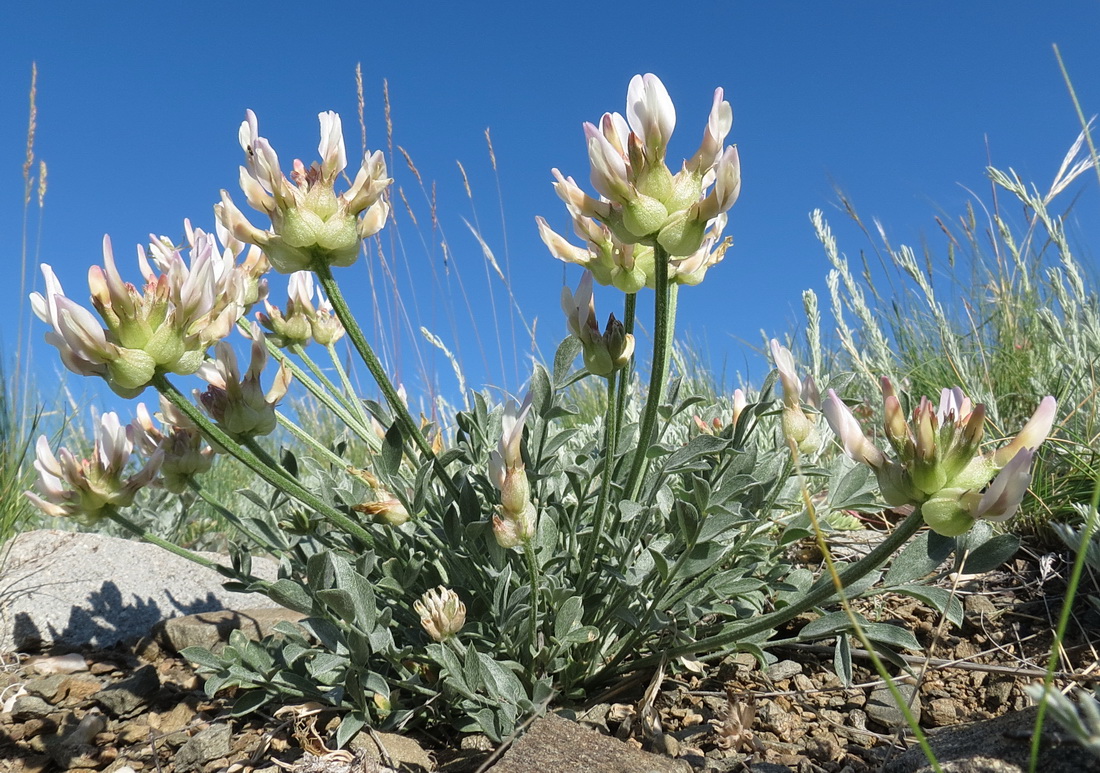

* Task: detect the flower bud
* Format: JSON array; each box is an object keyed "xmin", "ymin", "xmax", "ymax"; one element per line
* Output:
[
  {"xmin": 354, "ymin": 498, "xmax": 411, "ymax": 526},
  {"xmin": 493, "ymin": 501, "xmax": 536, "ymax": 549},
  {"xmin": 414, "ymin": 586, "xmax": 466, "ymax": 642}
]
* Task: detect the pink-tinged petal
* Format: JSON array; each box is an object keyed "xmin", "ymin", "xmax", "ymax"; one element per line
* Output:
[
  {"xmin": 239, "ymin": 109, "xmax": 260, "ymax": 155},
  {"xmin": 265, "ymin": 361, "xmax": 292, "ymax": 404},
  {"xmin": 317, "ymin": 111, "xmax": 347, "ymax": 179},
  {"xmin": 586, "ymin": 130, "xmax": 631, "ymax": 202},
  {"xmin": 936, "ymin": 387, "xmax": 973, "ymax": 425},
  {"xmin": 215, "ymin": 191, "xmax": 270, "ymax": 246},
  {"xmin": 345, "ymin": 150, "xmax": 391, "ymax": 214},
  {"xmin": 993, "ymin": 396, "xmax": 1057, "ymax": 466},
  {"xmin": 536, "ymin": 217, "xmax": 591, "ymax": 266},
  {"xmin": 551, "ymin": 168, "xmax": 611, "ymax": 219},
  {"xmin": 769, "ymin": 339, "xmax": 801, "ymax": 407},
  {"xmin": 34, "ymin": 435, "xmax": 63, "ymax": 478},
  {"xmin": 714, "ymin": 147, "xmax": 741, "ymax": 209},
  {"xmin": 31, "ymin": 264, "xmax": 68, "ymax": 327},
  {"xmin": 975, "ymin": 448, "xmax": 1034, "ymax": 521},
  {"xmin": 823, "ymin": 390, "xmax": 885, "ymax": 468},
  {"xmin": 357, "ymin": 199, "xmax": 390, "ymax": 239},
  {"xmin": 239, "ymin": 166, "xmax": 275, "ymax": 215},
  {"xmin": 24, "ymin": 492, "xmax": 70, "ymax": 518},
  {"xmin": 55, "ymin": 301, "xmax": 110, "ymax": 359},
  {"xmin": 124, "ymin": 447, "xmax": 164, "ymax": 492},
  {"xmin": 100, "ymin": 235, "xmax": 137, "ymax": 317},
  {"xmin": 499, "ymin": 391, "xmax": 534, "ymax": 470},
  {"xmin": 732, "ymin": 389, "xmax": 748, "ymax": 425},
  {"xmin": 626, "ymin": 73, "xmax": 676, "ymax": 156},
  {"xmin": 287, "ymin": 271, "xmax": 317, "ymax": 313},
  {"xmin": 599, "ymin": 112, "xmax": 630, "ymax": 155},
  {"xmin": 94, "ymin": 412, "xmax": 132, "ymax": 475},
  {"xmin": 244, "ymin": 326, "xmax": 269, "ymax": 383},
  {"xmin": 689, "ymin": 88, "xmax": 734, "ymax": 173}
]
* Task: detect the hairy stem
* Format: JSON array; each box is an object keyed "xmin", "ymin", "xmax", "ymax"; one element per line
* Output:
[
  {"xmin": 314, "ymin": 263, "xmax": 460, "ymax": 501},
  {"xmin": 624, "ymin": 248, "xmax": 677, "ymax": 500},
  {"xmin": 613, "ymin": 293, "xmax": 637, "ymax": 446},
  {"xmin": 579, "ymin": 370, "xmax": 620, "ymax": 588}
]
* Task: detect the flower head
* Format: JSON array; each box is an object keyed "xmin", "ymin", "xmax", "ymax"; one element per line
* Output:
[
  {"xmin": 195, "ymin": 326, "xmax": 292, "ymax": 439},
  {"xmin": 540, "ymin": 74, "xmax": 740, "ymax": 287},
  {"xmin": 823, "ymin": 383, "xmax": 1056, "ymax": 536},
  {"xmin": 414, "ymin": 586, "xmax": 466, "ymax": 642},
  {"xmin": 26, "ymin": 412, "xmax": 163, "ymax": 525},
  {"xmin": 257, "ymin": 271, "xmax": 345, "ymax": 347},
  {"xmin": 30, "ymin": 224, "xmax": 258, "ymax": 397},
  {"xmin": 216, "ymin": 110, "xmax": 392, "ymax": 273}
]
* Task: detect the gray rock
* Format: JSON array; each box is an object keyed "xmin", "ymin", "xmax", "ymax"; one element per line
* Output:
[
  {"xmin": 174, "ymin": 722, "xmax": 232, "ymax": 773},
  {"xmin": 24, "ymin": 673, "xmax": 68, "ymax": 703},
  {"xmin": 9, "ymin": 694, "xmax": 53, "ymax": 721},
  {"xmin": 488, "ymin": 713, "xmax": 691, "ymax": 772},
  {"xmin": 866, "ymin": 683, "xmax": 921, "ymax": 728},
  {"xmin": 884, "ymin": 705, "xmax": 1097, "ymax": 773},
  {"xmin": 96, "ymin": 664, "xmax": 159, "ymax": 717},
  {"xmin": 348, "ymin": 729, "xmax": 435, "ymax": 770},
  {"xmin": 765, "ymin": 659, "xmax": 803, "ymax": 682},
  {"xmin": 0, "ymin": 529, "xmax": 282, "ymax": 652},
  {"xmin": 159, "ymin": 607, "xmax": 307, "ymax": 654}
]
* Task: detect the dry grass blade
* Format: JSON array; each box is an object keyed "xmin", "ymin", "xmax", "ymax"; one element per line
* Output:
[{"xmin": 463, "ymin": 218, "xmax": 506, "ymax": 282}]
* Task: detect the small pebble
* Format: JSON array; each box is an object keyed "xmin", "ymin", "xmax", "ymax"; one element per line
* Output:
[{"xmin": 32, "ymin": 654, "xmax": 88, "ymax": 675}]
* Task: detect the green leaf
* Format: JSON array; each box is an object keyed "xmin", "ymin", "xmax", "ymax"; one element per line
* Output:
[
  {"xmin": 530, "ymin": 364, "xmax": 552, "ymax": 418},
  {"xmin": 316, "ymin": 588, "xmax": 358, "ymax": 623},
  {"xmin": 179, "ymin": 646, "xmax": 225, "ymax": 671},
  {"xmin": 799, "ymin": 611, "xmax": 869, "ymax": 640},
  {"xmin": 554, "ymin": 596, "xmax": 584, "ymax": 640},
  {"xmin": 676, "ymin": 541, "xmax": 730, "ymax": 579},
  {"xmin": 335, "ymin": 712, "xmax": 366, "ymax": 749},
  {"xmin": 229, "ymin": 690, "xmax": 269, "ymax": 717},
  {"xmin": 553, "ymin": 336, "xmax": 582, "ymax": 387},
  {"xmin": 863, "ymin": 622, "xmax": 921, "ymax": 651},
  {"xmin": 561, "ymin": 626, "xmax": 599, "ymax": 644},
  {"xmin": 463, "ymin": 642, "xmax": 485, "ymax": 693},
  {"xmin": 834, "ymin": 633, "xmax": 853, "ymax": 686},
  {"xmin": 661, "ymin": 435, "xmax": 728, "ymax": 475},
  {"xmin": 957, "ymin": 533, "xmax": 1020, "ymax": 574},
  {"xmin": 828, "ymin": 463, "xmax": 876, "ymax": 510},
  {"xmin": 884, "ymin": 531, "xmax": 955, "ymax": 586},
  {"xmin": 382, "ymin": 422, "xmax": 403, "ymax": 476},
  {"xmin": 885, "ymin": 585, "xmax": 964, "ymax": 628}
]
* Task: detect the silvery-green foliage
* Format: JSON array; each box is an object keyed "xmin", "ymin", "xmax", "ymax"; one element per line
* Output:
[
  {"xmin": 178, "ymin": 337, "xmax": 1003, "ymax": 741},
  {"xmin": 1025, "ymin": 684, "xmax": 1100, "ymax": 758}
]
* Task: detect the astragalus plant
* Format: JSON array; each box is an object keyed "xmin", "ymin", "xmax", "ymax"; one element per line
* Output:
[{"xmin": 26, "ymin": 75, "xmax": 1056, "ymax": 745}]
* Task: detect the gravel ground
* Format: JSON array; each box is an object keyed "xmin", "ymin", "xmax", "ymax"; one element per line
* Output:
[{"xmin": 1, "ymin": 540, "xmax": 1097, "ymax": 773}]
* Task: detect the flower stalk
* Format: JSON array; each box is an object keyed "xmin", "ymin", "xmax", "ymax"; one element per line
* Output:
[
  {"xmin": 578, "ymin": 370, "xmax": 620, "ymax": 586},
  {"xmin": 624, "ymin": 245, "xmax": 677, "ymax": 500},
  {"xmin": 314, "ymin": 263, "xmax": 460, "ymax": 501}
]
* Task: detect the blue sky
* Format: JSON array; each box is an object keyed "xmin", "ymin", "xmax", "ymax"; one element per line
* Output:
[{"xmin": 3, "ymin": 1, "xmax": 1099, "ymax": 415}]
